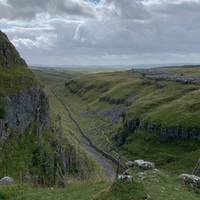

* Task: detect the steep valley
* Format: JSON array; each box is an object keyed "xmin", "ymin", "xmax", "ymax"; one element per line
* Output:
[
  {"xmin": 32, "ymin": 66, "xmax": 200, "ymax": 199},
  {"xmin": 1, "ymin": 30, "xmax": 200, "ymax": 199}
]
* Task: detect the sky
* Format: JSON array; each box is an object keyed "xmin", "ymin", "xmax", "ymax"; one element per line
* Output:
[{"xmin": 1, "ymin": 0, "xmax": 200, "ymax": 66}]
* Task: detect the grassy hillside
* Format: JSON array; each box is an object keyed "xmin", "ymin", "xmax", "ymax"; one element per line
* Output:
[
  {"xmin": 0, "ymin": 67, "xmax": 37, "ymax": 95},
  {"xmin": 33, "ymin": 67, "xmax": 200, "ymax": 199},
  {"xmin": 33, "ymin": 67, "xmax": 200, "ymax": 174}
]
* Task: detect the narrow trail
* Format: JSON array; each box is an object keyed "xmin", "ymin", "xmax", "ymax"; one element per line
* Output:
[{"xmin": 50, "ymin": 90, "xmax": 118, "ymax": 179}]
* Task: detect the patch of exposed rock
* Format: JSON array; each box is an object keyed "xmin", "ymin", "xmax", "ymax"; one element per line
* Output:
[
  {"xmin": 115, "ymin": 118, "xmax": 200, "ymax": 146},
  {"xmin": 126, "ymin": 160, "xmax": 155, "ymax": 170},
  {"xmin": 99, "ymin": 96, "xmax": 131, "ymax": 106},
  {"xmin": 0, "ymin": 87, "xmax": 50, "ymax": 142},
  {"xmin": 179, "ymin": 174, "xmax": 200, "ymax": 192}
]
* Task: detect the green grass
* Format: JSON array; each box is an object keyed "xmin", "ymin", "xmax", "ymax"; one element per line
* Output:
[
  {"xmin": 94, "ymin": 181, "xmax": 146, "ymax": 200},
  {"xmin": 0, "ymin": 67, "xmax": 37, "ymax": 95},
  {"xmin": 0, "ymin": 181, "xmax": 110, "ymax": 200},
  {"xmin": 129, "ymin": 167, "xmax": 200, "ymax": 200}
]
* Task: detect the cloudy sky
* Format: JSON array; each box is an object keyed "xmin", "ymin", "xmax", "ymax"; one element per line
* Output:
[{"xmin": 1, "ymin": 0, "xmax": 200, "ymax": 66}]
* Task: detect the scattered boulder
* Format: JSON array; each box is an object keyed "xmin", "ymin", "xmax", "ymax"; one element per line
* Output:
[
  {"xmin": 126, "ymin": 160, "xmax": 135, "ymax": 168},
  {"xmin": 179, "ymin": 174, "xmax": 200, "ymax": 191},
  {"xmin": 0, "ymin": 177, "xmax": 14, "ymax": 185},
  {"xmin": 118, "ymin": 174, "xmax": 133, "ymax": 183},
  {"xmin": 134, "ymin": 160, "xmax": 155, "ymax": 170}
]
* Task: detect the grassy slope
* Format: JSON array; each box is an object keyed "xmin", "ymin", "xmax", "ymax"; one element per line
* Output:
[{"xmin": 0, "ymin": 181, "xmax": 109, "ymax": 200}]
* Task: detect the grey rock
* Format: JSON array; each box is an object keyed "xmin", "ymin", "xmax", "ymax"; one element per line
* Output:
[
  {"xmin": 99, "ymin": 96, "xmax": 131, "ymax": 106},
  {"xmin": 0, "ymin": 87, "xmax": 50, "ymax": 142},
  {"xmin": 0, "ymin": 176, "xmax": 14, "ymax": 185},
  {"xmin": 126, "ymin": 161, "xmax": 135, "ymax": 168},
  {"xmin": 179, "ymin": 174, "xmax": 200, "ymax": 190},
  {"xmin": 134, "ymin": 160, "xmax": 155, "ymax": 170}
]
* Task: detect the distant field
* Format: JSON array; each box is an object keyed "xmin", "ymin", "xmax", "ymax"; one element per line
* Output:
[{"xmin": 31, "ymin": 66, "xmax": 131, "ymax": 74}]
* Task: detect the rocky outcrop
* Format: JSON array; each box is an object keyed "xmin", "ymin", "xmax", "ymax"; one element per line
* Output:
[
  {"xmin": 0, "ymin": 87, "xmax": 50, "ymax": 142},
  {"xmin": 115, "ymin": 118, "xmax": 200, "ymax": 146},
  {"xmin": 0, "ymin": 30, "xmax": 26, "ymax": 68},
  {"xmin": 99, "ymin": 96, "xmax": 131, "ymax": 106},
  {"xmin": 65, "ymin": 80, "xmax": 94, "ymax": 97},
  {"xmin": 124, "ymin": 118, "xmax": 200, "ymax": 140},
  {"xmin": 134, "ymin": 68, "xmax": 200, "ymax": 84},
  {"xmin": 179, "ymin": 174, "xmax": 200, "ymax": 192}
]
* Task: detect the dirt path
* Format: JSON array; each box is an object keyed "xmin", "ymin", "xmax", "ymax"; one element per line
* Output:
[{"xmin": 51, "ymin": 90, "xmax": 117, "ymax": 179}]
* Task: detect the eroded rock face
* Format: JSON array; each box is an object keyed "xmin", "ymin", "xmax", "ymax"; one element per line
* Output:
[
  {"xmin": 179, "ymin": 174, "xmax": 200, "ymax": 191},
  {"xmin": 0, "ymin": 31, "xmax": 27, "ymax": 68},
  {"xmin": 115, "ymin": 118, "xmax": 200, "ymax": 146},
  {"xmin": 0, "ymin": 87, "xmax": 50, "ymax": 142},
  {"xmin": 124, "ymin": 119, "xmax": 200, "ymax": 140},
  {"xmin": 99, "ymin": 96, "xmax": 131, "ymax": 106}
]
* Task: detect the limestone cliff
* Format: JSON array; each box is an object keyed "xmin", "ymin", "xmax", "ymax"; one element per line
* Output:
[{"xmin": 0, "ymin": 31, "xmax": 49, "ymax": 142}]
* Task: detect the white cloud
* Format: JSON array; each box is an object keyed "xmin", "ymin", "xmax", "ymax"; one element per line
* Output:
[{"xmin": 12, "ymin": 33, "xmax": 57, "ymax": 50}]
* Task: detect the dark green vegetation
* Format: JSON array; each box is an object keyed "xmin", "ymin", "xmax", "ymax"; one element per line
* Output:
[{"xmin": 0, "ymin": 125, "xmax": 98, "ymax": 185}]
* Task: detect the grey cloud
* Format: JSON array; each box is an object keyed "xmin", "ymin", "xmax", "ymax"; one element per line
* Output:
[
  {"xmin": 0, "ymin": 0, "xmax": 96, "ymax": 20},
  {"xmin": 1, "ymin": 0, "xmax": 200, "ymax": 65}
]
